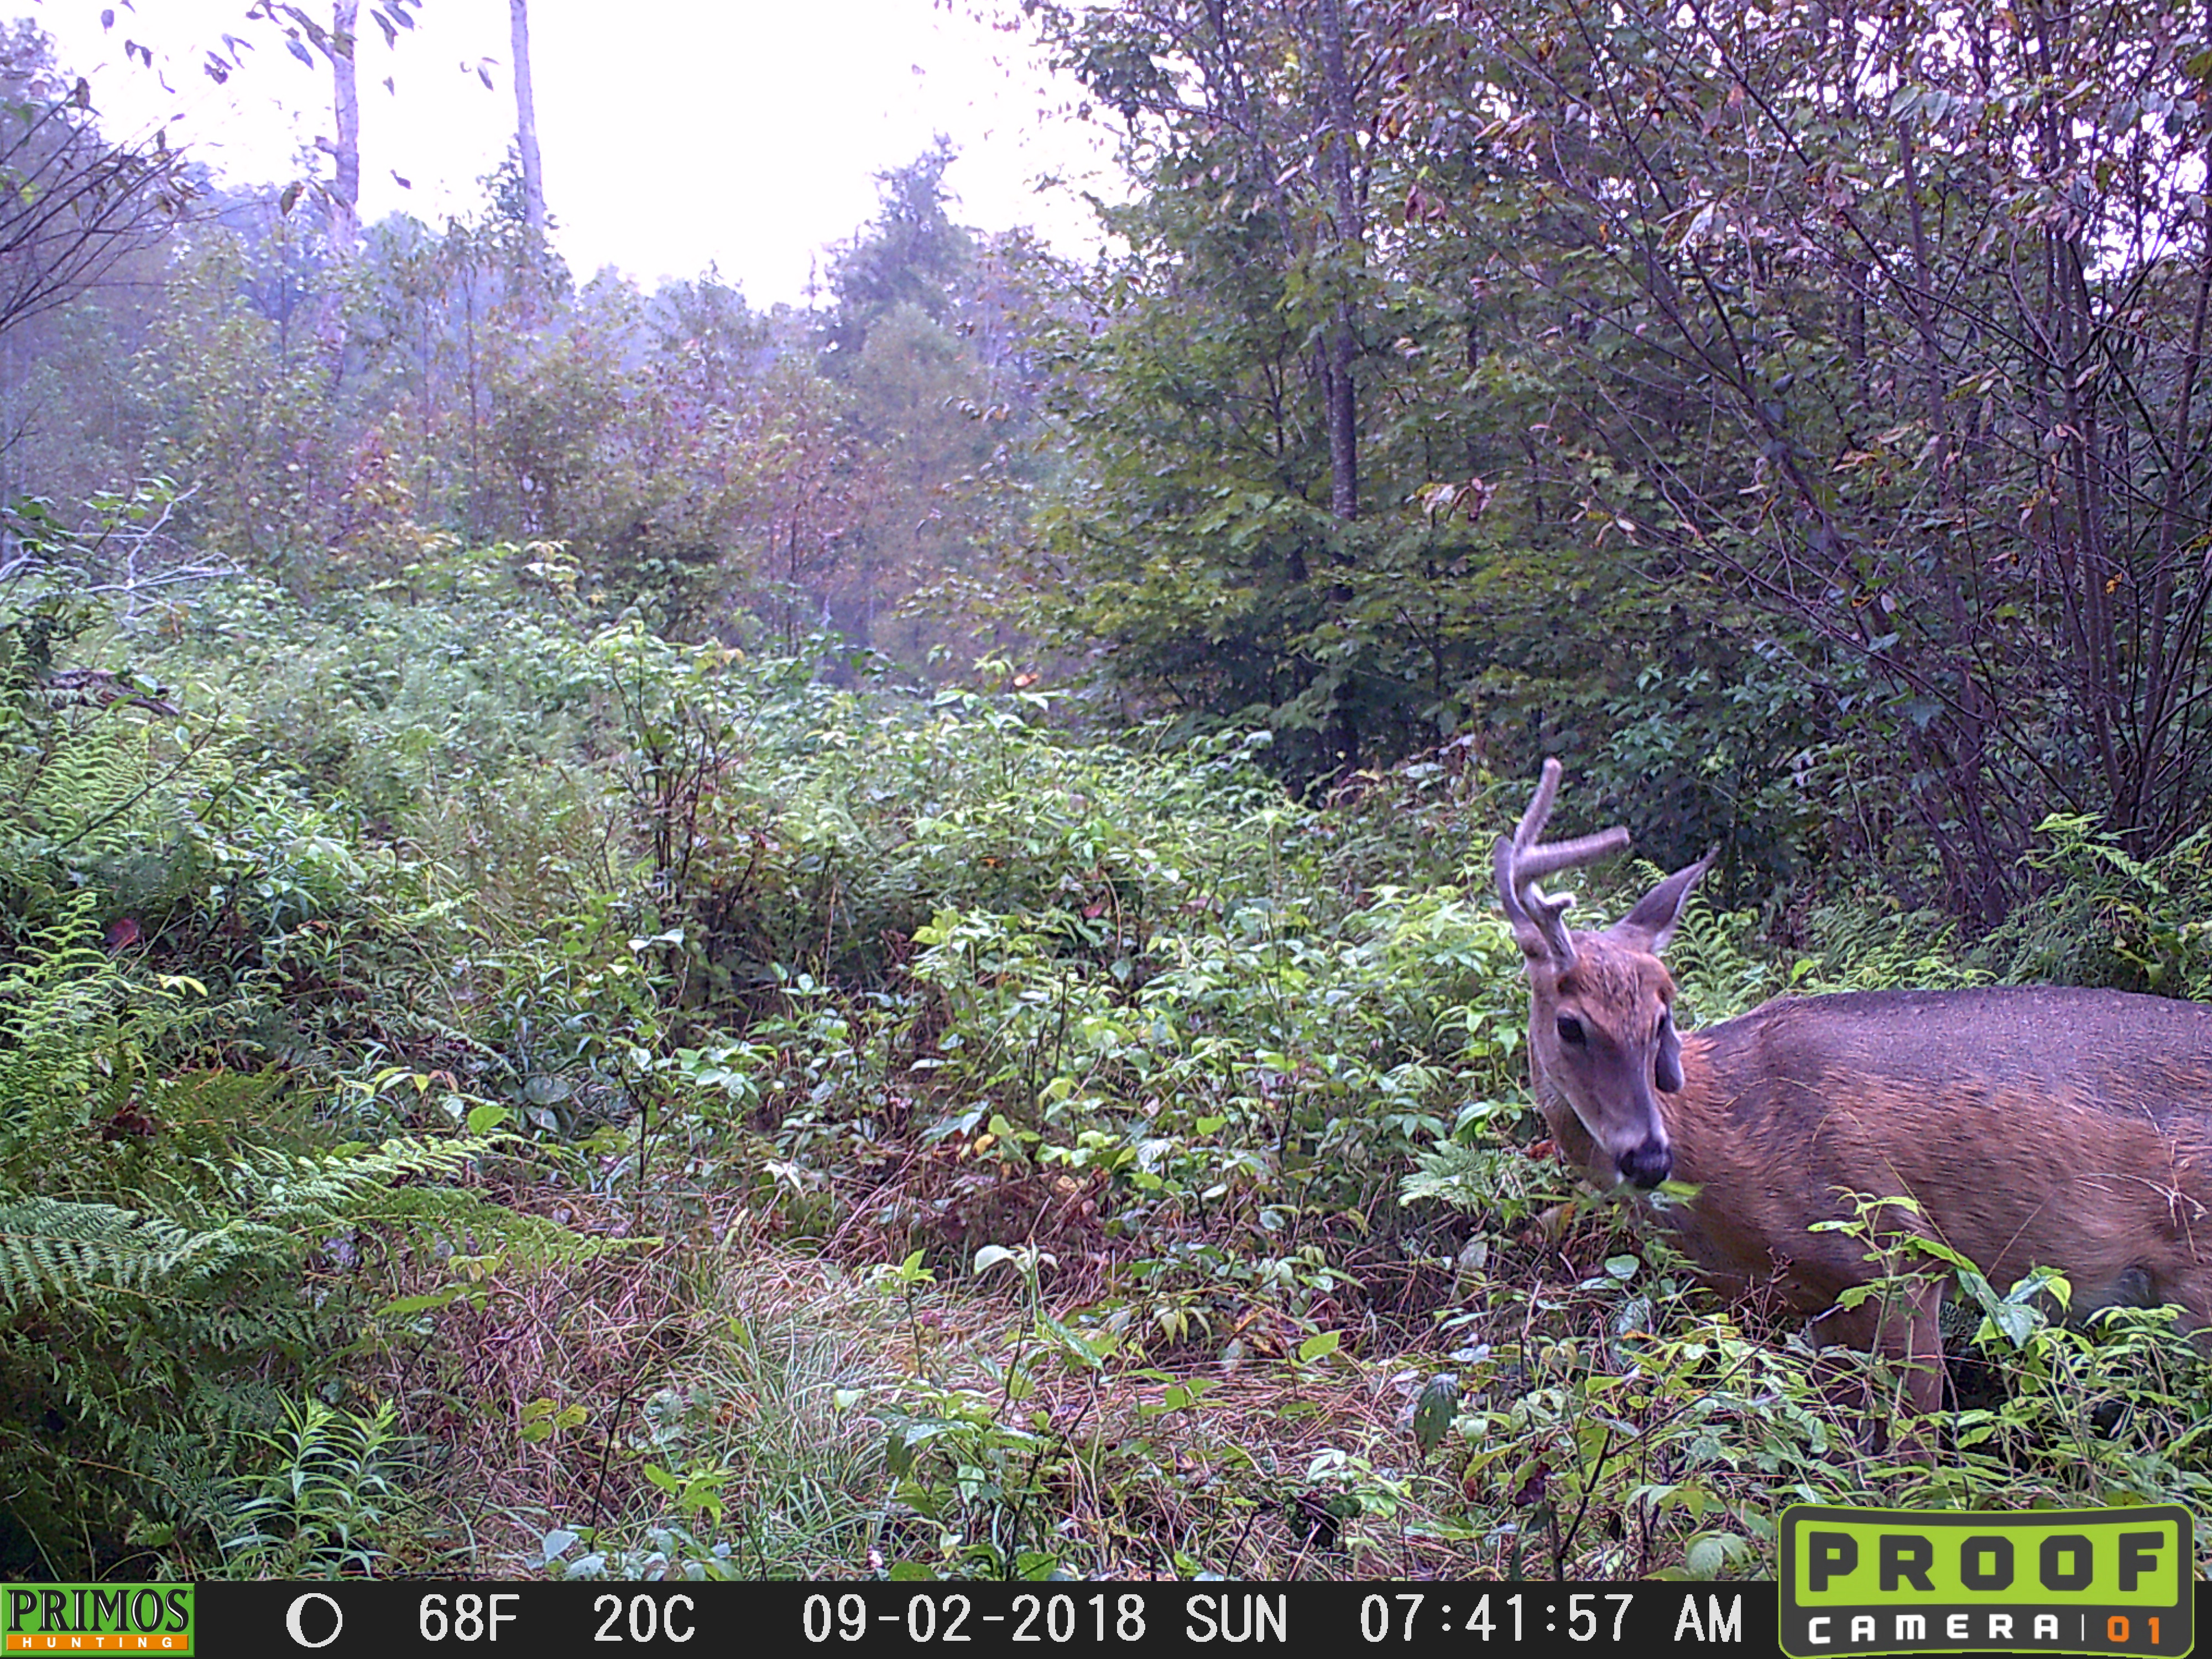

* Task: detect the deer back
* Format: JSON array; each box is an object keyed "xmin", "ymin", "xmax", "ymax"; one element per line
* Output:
[{"xmin": 1657, "ymin": 986, "xmax": 2212, "ymax": 1322}]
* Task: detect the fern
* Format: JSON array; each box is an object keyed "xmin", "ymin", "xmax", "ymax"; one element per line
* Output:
[
  {"xmin": 0, "ymin": 1125, "xmax": 604, "ymax": 1569},
  {"xmin": 0, "ymin": 1197, "xmax": 199, "ymax": 1305},
  {"xmin": 0, "ymin": 1138, "xmax": 596, "ymax": 1312},
  {"xmin": 0, "ymin": 904, "xmax": 603, "ymax": 1572},
  {"xmin": 0, "ymin": 700, "xmax": 207, "ymax": 940},
  {"xmin": 1976, "ymin": 813, "xmax": 2212, "ymax": 998}
]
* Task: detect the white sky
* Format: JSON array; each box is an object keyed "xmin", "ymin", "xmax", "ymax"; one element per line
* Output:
[{"xmin": 24, "ymin": 0, "xmax": 1121, "ymax": 306}]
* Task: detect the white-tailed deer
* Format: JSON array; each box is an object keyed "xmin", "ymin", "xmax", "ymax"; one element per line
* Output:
[{"xmin": 1496, "ymin": 757, "xmax": 2212, "ymax": 1414}]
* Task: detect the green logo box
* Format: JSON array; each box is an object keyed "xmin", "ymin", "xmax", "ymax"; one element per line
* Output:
[
  {"xmin": 2, "ymin": 1587, "xmax": 194, "ymax": 1655},
  {"xmin": 1781, "ymin": 1505, "xmax": 2193, "ymax": 1658}
]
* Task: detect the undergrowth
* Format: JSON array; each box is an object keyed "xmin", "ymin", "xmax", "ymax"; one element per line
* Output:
[{"xmin": 3, "ymin": 544, "xmax": 2206, "ymax": 1579}]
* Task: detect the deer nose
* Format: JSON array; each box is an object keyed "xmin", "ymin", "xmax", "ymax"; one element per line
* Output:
[{"xmin": 1618, "ymin": 1138, "xmax": 1672, "ymax": 1188}]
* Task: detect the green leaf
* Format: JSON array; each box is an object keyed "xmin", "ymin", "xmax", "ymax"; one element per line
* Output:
[{"xmin": 1412, "ymin": 1374, "xmax": 1460, "ymax": 1452}]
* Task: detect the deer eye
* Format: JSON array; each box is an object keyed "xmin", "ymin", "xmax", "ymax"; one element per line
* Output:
[{"xmin": 1556, "ymin": 1014, "xmax": 1587, "ymax": 1046}]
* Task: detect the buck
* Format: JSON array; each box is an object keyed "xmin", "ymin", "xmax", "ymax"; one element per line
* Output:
[{"xmin": 1495, "ymin": 758, "xmax": 2212, "ymax": 1413}]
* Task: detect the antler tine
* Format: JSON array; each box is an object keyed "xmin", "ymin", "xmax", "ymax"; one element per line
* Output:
[
  {"xmin": 1513, "ymin": 755, "xmax": 1566, "ymax": 851},
  {"xmin": 1512, "ymin": 829, "xmax": 1632, "ymax": 885},
  {"xmin": 1495, "ymin": 758, "xmax": 1631, "ymax": 970}
]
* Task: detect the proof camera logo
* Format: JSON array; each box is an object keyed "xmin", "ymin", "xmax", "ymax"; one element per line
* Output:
[{"xmin": 1780, "ymin": 1504, "xmax": 2193, "ymax": 1658}]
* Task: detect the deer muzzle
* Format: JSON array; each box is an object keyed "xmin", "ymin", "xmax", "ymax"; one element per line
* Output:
[{"xmin": 1617, "ymin": 1135, "xmax": 1673, "ymax": 1189}]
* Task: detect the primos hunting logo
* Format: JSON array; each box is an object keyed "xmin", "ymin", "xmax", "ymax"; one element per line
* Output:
[
  {"xmin": 3, "ymin": 1587, "xmax": 194, "ymax": 1653},
  {"xmin": 1781, "ymin": 1505, "xmax": 2193, "ymax": 1658}
]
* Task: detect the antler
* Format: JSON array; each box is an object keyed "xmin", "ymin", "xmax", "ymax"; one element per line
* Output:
[{"xmin": 1494, "ymin": 758, "xmax": 1630, "ymax": 971}]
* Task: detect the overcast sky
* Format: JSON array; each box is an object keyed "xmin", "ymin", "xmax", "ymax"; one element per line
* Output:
[{"xmin": 25, "ymin": 0, "xmax": 1120, "ymax": 306}]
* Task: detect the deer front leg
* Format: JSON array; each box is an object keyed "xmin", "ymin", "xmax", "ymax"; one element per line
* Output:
[
  {"xmin": 1881, "ymin": 1275, "xmax": 1951, "ymax": 1416},
  {"xmin": 1809, "ymin": 1277, "xmax": 1949, "ymax": 1452}
]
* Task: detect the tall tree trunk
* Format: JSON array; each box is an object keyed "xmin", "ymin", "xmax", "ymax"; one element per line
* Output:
[
  {"xmin": 1312, "ymin": 0, "xmax": 1361, "ymax": 524},
  {"xmin": 1312, "ymin": 0, "xmax": 1364, "ymax": 769},
  {"xmin": 326, "ymin": 1, "xmax": 361, "ymax": 257},
  {"xmin": 317, "ymin": 0, "xmax": 361, "ymax": 363},
  {"xmin": 510, "ymin": 0, "xmax": 547, "ymax": 231}
]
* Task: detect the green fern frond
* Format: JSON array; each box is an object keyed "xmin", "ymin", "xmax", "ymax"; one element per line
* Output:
[
  {"xmin": 0, "ymin": 1196, "xmax": 199, "ymax": 1305},
  {"xmin": 1, "ymin": 1134, "xmax": 609, "ymax": 1310},
  {"xmin": 202, "ymin": 1135, "xmax": 612, "ymax": 1269}
]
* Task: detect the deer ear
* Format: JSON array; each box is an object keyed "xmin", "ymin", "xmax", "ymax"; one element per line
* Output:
[
  {"xmin": 1655, "ymin": 1009, "xmax": 1684, "ymax": 1093},
  {"xmin": 1609, "ymin": 848, "xmax": 1715, "ymax": 954}
]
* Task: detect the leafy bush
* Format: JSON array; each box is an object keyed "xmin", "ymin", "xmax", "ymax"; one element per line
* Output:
[{"xmin": 1977, "ymin": 813, "xmax": 2212, "ymax": 999}]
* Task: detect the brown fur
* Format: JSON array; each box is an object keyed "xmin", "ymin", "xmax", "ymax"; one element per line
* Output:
[{"xmin": 1499, "ymin": 764, "xmax": 2212, "ymax": 1414}]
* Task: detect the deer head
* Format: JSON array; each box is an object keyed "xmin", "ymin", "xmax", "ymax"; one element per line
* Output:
[{"xmin": 1496, "ymin": 759, "xmax": 1713, "ymax": 1188}]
